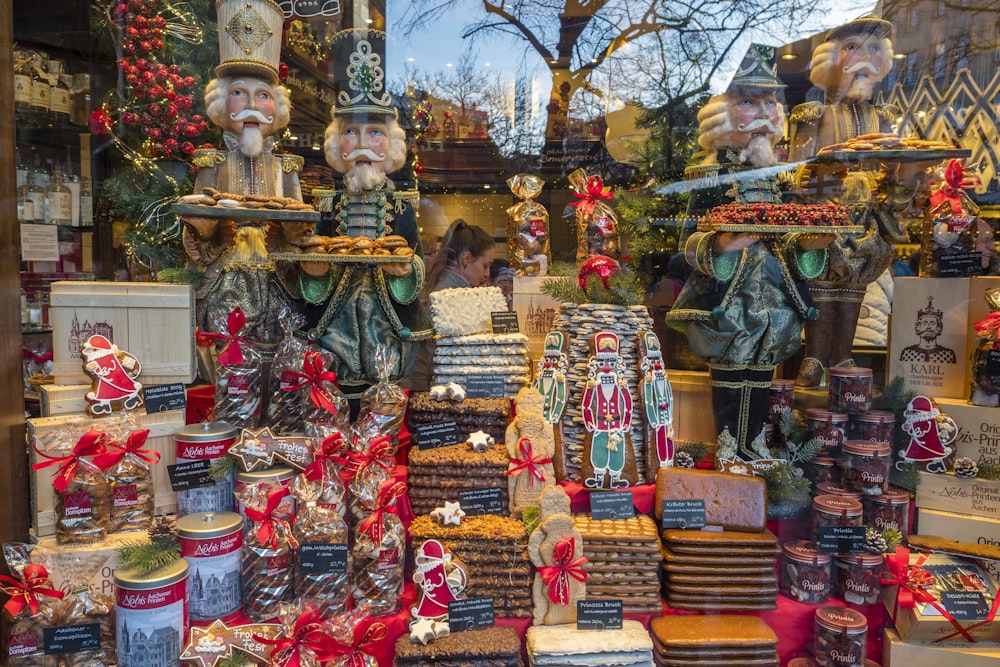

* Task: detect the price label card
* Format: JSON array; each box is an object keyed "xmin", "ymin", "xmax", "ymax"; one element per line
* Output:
[
  {"xmin": 458, "ymin": 487, "xmax": 505, "ymax": 516},
  {"xmin": 167, "ymin": 460, "xmax": 215, "ymax": 492},
  {"xmin": 986, "ymin": 349, "xmax": 1000, "ymax": 376},
  {"xmin": 465, "ymin": 374, "xmax": 506, "ymax": 399},
  {"xmin": 661, "ymin": 500, "xmax": 705, "ymax": 529},
  {"xmin": 940, "ymin": 591, "xmax": 991, "ymax": 620},
  {"xmin": 491, "ymin": 311, "xmax": 520, "ymax": 334},
  {"xmin": 816, "ymin": 526, "xmax": 867, "ymax": 554},
  {"xmin": 576, "ymin": 600, "xmax": 623, "ymax": 630},
  {"xmin": 448, "ymin": 596, "xmax": 495, "ymax": 633},
  {"xmin": 415, "ymin": 421, "xmax": 459, "ymax": 450},
  {"xmin": 938, "ymin": 251, "xmax": 982, "ymax": 278},
  {"xmin": 43, "ymin": 624, "xmax": 101, "ymax": 654},
  {"xmin": 142, "ymin": 383, "xmax": 186, "ymax": 412},
  {"xmin": 298, "ymin": 543, "xmax": 348, "ymax": 575},
  {"xmin": 590, "ymin": 491, "xmax": 634, "ymax": 520}
]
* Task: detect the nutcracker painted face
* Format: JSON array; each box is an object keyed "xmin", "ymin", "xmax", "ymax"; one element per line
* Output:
[
  {"xmin": 205, "ymin": 76, "xmax": 290, "ymax": 157},
  {"xmin": 834, "ymin": 33, "xmax": 888, "ymax": 100},
  {"xmin": 724, "ymin": 88, "xmax": 784, "ymax": 167},
  {"xmin": 324, "ymin": 112, "xmax": 408, "ymax": 192}
]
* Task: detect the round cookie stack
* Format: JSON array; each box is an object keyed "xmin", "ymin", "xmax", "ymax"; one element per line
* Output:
[
  {"xmin": 572, "ymin": 514, "xmax": 662, "ymax": 614},
  {"xmin": 551, "ymin": 303, "xmax": 655, "ymax": 482}
]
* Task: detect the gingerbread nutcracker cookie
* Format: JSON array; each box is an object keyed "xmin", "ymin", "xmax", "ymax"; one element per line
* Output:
[
  {"xmin": 532, "ymin": 331, "xmax": 570, "ymax": 480},
  {"xmin": 528, "ymin": 486, "xmax": 588, "ymax": 626},
  {"xmin": 580, "ymin": 332, "xmax": 637, "ymax": 489},
  {"xmin": 505, "ymin": 386, "xmax": 555, "ymax": 518},
  {"xmin": 638, "ymin": 330, "xmax": 674, "ymax": 483}
]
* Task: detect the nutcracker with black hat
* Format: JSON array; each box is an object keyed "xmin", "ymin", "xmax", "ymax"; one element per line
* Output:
[
  {"xmin": 297, "ymin": 28, "xmax": 432, "ymax": 399},
  {"xmin": 179, "ymin": 0, "xmax": 308, "ymax": 352}
]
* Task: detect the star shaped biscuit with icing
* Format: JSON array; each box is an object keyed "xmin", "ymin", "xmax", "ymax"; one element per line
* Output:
[
  {"xmin": 466, "ymin": 429, "xmax": 494, "ymax": 452},
  {"xmin": 430, "ymin": 500, "xmax": 466, "ymax": 526},
  {"xmin": 180, "ymin": 619, "xmax": 281, "ymax": 667},
  {"xmin": 409, "ymin": 616, "xmax": 437, "ymax": 645},
  {"xmin": 229, "ymin": 426, "xmax": 279, "ymax": 472}
]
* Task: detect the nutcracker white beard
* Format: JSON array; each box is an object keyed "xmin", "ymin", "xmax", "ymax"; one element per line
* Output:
[
  {"xmin": 239, "ymin": 126, "xmax": 265, "ymax": 157},
  {"xmin": 739, "ymin": 135, "xmax": 778, "ymax": 168},
  {"xmin": 344, "ymin": 163, "xmax": 387, "ymax": 193}
]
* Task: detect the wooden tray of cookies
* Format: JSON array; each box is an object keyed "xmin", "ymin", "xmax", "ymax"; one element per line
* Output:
[
  {"xmin": 172, "ymin": 203, "xmax": 321, "ymax": 223},
  {"xmin": 268, "ymin": 251, "xmax": 413, "ymax": 264},
  {"xmin": 810, "ymin": 148, "xmax": 970, "ymax": 165}
]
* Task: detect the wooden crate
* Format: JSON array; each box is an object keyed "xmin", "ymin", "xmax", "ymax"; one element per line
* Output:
[
  {"xmin": 933, "ymin": 397, "xmax": 1000, "ymax": 465},
  {"xmin": 39, "ymin": 384, "xmax": 93, "ymax": 417},
  {"xmin": 915, "ymin": 507, "xmax": 1000, "ymax": 583},
  {"xmin": 512, "ymin": 276, "xmax": 562, "ymax": 364},
  {"xmin": 28, "ymin": 409, "xmax": 184, "ymax": 538},
  {"xmin": 915, "ymin": 471, "xmax": 1000, "ymax": 520},
  {"xmin": 50, "ymin": 281, "xmax": 196, "ymax": 386}
]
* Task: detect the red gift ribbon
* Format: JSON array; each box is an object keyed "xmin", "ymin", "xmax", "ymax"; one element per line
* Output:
[
  {"xmin": 537, "ymin": 537, "xmax": 589, "ymax": 605},
  {"xmin": 570, "ymin": 174, "xmax": 613, "ymax": 218},
  {"xmin": 879, "ymin": 546, "xmax": 987, "ymax": 643},
  {"xmin": 0, "ymin": 565, "xmax": 65, "ymax": 617},
  {"xmin": 256, "ymin": 609, "xmax": 337, "ymax": 666},
  {"xmin": 303, "ymin": 432, "xmax": 346, "ymax": 482},
  {"xmin": 282, "ymin": 351, "xmax": 341, "ymax": 414},
  {"xmin": 507, "ymin": 437, "xmax": 552, "ymax": 484},
  {"xmin": 92, "ymin": 429, "xmax": 159, "ymax": 470},
  {"xmin": 33, "ymin": 350, "xmax": 53, "ymax": 364},
  {"xmin": 328, "ymin": 621, "xmax": 388, "ymax": 667},
  {"xmin": 930, "ymin": 159, "xmax": 980, "ymax": 216},
  {"xmin": 195, "ymin": 307, "xmax": 251, "ymax": 366},
  {"xmin": 31, "ymin": 430, "xmax": 108, "ymax": 493},
  {"xmin": 244, "ymin": 487, "xmax": 295, "ymax": 550},
  {"xmin": 975, "ymin": 312, "xmax": 1000, "ymax": 350},
  {"xmin": 357, "ymin": 481, "xmax": 406, "ymax": 545},
  {"xmin": 336, "ymin": 436, "xmax": 395, "ymax": 483}
]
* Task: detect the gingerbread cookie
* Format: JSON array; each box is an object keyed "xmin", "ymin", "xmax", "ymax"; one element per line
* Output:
[
  {"xmin": 528, "ymin": 486, "xmax": 586, "ymax": 625},
  {"xmin": 506, "ymin": 387, "xmax": 556, "ymax": 518}
]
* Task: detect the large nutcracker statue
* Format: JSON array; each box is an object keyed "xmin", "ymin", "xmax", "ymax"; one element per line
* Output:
[{"xmin": 298, "ymin": 29, "xmax": 432, "ymax": 398}]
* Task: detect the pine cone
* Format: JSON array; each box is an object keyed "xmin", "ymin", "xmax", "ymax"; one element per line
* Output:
[
  {"xmin": 866, "ymin": 526, "xmax": 888, "ymax": 554},
  {"xmin": 675, "ymin": 451, "xmax": 696, "ymax": 469},
  {"xmin": 954, "ymin": 457, "xmax": 979, "ymax": 479}
]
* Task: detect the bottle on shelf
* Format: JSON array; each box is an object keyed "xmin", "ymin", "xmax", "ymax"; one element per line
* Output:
[
  {"xmin": 80, "ymin": 176, "xmax": 94, "ymax": 227},
  {"xmin": 29, "ymin": 52, "xmax": 50, "ymax": 124},
  {"xmin": 17, "ymin": 183, "xmax": 34, "ymax": 222},
  {"xmin": 47, "ymin": 59, "xmax": 72, "ymax": 126},
  {"xmin": 45, "ymin": 166, "xmax": 72, "ymax": 225},
  {"xmin": 14, "ymin": 50, "xmax": 33, "ymax": 124},
  {"xmin": 15, "ymin": 147, "xmax": 28, "ymax": 189},
  {"xmin": 26, "ymin": 170, "xmax": 45, "ymax": 224}
]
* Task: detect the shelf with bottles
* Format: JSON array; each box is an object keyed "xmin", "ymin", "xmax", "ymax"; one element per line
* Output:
[
  {"xmin": 16, "ymin": 146, "xmax": 95, "ymax": 229},
  {"xmin": 14, "ymin": 47, "xmax": 92, "ymax": 134}
]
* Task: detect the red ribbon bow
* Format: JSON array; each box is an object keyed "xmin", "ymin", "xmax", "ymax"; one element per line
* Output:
[
  {"xmin": 930, "ymin": 159, "xmax": 980, "ymax": 215},
  {"xmin": 570, "ymin": 174, "xmax": 613, "ymax": 218},
  {"xmin": 0, "ymin": 565, "xmax": 65, "ymax": 617},
  {"xmin": 537, "ymin": 537, "xmax": 589, "ymax": 605},
  {"xmin": 879, "ymin": 547, "xmax": 1000, "ymax": 643},
  {"xmin": 975, "ymin": 312, "xmax": 1000, "ymax": 349},
  {"xmin": 31, "ymin": 430, "xmax": 108, "ymax": 493},
  {"xmin": 195, "ymin": 307, "xmax": 251, "ymax": 366},
  {"xmin": 303, "ymin": 432, "xmax": 346, "ymax": 482},
  {"xmin": 357, "ymin": 481, "xmax": 406, "ymax": 545},
  {"xmin": 328, "ymin": 621, "xmax": 388, "ymax": 667},
  {"xmin": 282, "ymin": 352, "xmax": 341, "ymax": 414},
  {"xmin": 244, "ymin": 487, "xmax": 295, "ymax": 549},
  {"xmin": 337, "ymin": 436, "xmax": 396, "ymax": 484},
  {"xmin": 507, "ymin": 437, "xmax": 552, "ymax": 484},
  {"xmin": 92, "ymin": 429, "xmax": 159, "ymax": 470},
  {"xmin": 256, "ymin": 610, "xmax": 338, "ymax": 666}
]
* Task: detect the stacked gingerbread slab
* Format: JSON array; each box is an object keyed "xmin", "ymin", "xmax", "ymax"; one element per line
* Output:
[
  {"xmin": 649, "ymin": 615, "xmax": 779, "ymax": 667},
  {"xmin": 654, "ymin": 467, "xmax": 778, "ymax": 610},
  {"xmin": 409, "ymin": 514, "xmax": 532, "ymax": 618},
  {"xmin": 571, "ymin": 514, "xmax": 662, "ymax": 614},
  {"xmin": 526, "ymin": 620, "xmax": 654, "ymax": 667},
  {"xmin": 408, "ymin": 392, "xmax": 512, "ymax": 445},
  {"xmin": 394, "ymin": 625, "xmax": 523, "ymax": 666},
  {"xmin": 407, "ymin": 441, "xmax": 509, "ymax": 517}
]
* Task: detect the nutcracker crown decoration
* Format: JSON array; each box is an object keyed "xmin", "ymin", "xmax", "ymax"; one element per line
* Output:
[
  {"xmin": 331, "ymin": 28, "xmax": 395, "ymax": 117},
  {"xmin": 215, "ymin": 0, "xmax": 284, "ymax": 83}
]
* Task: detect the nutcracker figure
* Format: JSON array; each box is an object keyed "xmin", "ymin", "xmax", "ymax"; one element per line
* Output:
[
  {"xmin": 638, "ymin": 331, "xmax": 674, "ymax": 481},
  {"xmin": 580, "ymin": 332, "xmax": 635, "ymax": 489}
]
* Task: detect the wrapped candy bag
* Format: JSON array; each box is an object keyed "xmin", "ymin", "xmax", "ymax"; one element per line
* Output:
[
  {"xmin": 506, "ymin": 174, "xmax": 550, "ymax": 276},
  {"xmin": 198, "ymin": 307, "xmax": 264, "ymax": 429},
  {"xmin": 357, "ymin": 347, "xmax": 407, "ymax": 445},
  {"xmin": 921, "ymin": 159, "xmax": 989, "ymax": 277},
  {"xmin": 32, "ymin": 430, "xmax": 111, "ymax": 545},
  {"xmin": 326, "ymin": 611, "xmax": 387, "ymax": 667},
  {"xmin": 340, "ymin": 433, "xmax": 396, "ymax": 523},
  {"xmin": 351, "ymin": 480, "xmax": 406, "ymax": 616},
  {"xmin": 266, "ymin": 309, "xmax": 311, "ymax": 434},
  {"xmin": 258, "ymin": 605, "xmax": 336, "ymax": 667},
  {"xmin": 567, "ymin": 168, "xmax": 620, "ymax": 263},
  {"xmin": 55, "ymin": 588, "xmax": 117, "ymax": 666},
  {"xmin": 291, "ymin": 460, "xmax": 350, "ymax": 618},
  {"xmin": 1, "ymin": 545, "xmax": 65, "ymax": 667},
  {"xmin": 282, "ymin": 350, "xmax": 350, "ymax": 435},
  {"xmin": 93, "ymin": 428, "xmax": 157, "ymax": 533},
  {"xmin": 971, "ymin": 288, "xmax": 1000, "ymax": 406},
  {"xmin": 239, "ymin": 481, "xmax": 298, "ymax": 622}
]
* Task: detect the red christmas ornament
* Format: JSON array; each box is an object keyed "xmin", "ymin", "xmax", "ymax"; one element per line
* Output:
[
  {"xmin": 577, "ymin": 254, "xmax": 621, "ymax": 290},
  {"xmin": 88, "ymin": 107, "xmax": 114, "ymax": 136},
  {"xmin": 278, "ymin": 62, "xmax": 289, "ymax": 81}
]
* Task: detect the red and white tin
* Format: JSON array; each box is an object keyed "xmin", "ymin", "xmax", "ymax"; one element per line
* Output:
[
  {"xmin": 174, "ymin": 421, "xmax": 238, "ymax": 516},
  {"xmin": 114, "ymin": 558, "xmax": 189, "ymax": 667},
  {"xmin": 176, "ymin": 511, "xmax": 244, "ymax": 624}
]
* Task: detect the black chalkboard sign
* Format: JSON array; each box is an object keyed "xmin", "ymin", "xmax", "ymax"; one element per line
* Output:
[
  {"xmin": 298, "ymin": 543, "xmax": 348, "ymax": 574},
  {"xmin": 661, "ymin": 499, "xmax": 706, "ymax": 529},
  {"xmin": 577, "ymin": 599, "xmax": 623, "ymax": 630},
  {"xmin": 458, "ymin": 487, "xmax": 505, "ymax": 516},
  {"xmin": 43, "ymin": 624, "xmax": 101, "ymax": 654},
  {"xmin": 415, "ymin": 421, "xmax": 459, "ymax": 450},
  {"xmin": 816, "ymin": 525, "xmax": 867, "ymax": 554},
  {"xmin": 167, "ymin": 460, "xmax": 214, "ymax": 492},
  {"xmin": 448, "ymin": 597, "xmax": 495, "ymax": 633},
  {"xmin": 590, "ymin": 491, "xmax": 635, "ymax": 520}
]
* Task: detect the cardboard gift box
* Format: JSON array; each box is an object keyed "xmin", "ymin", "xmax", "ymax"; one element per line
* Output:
[
  {"xmin": 512, "ymin": 275, "xmax": 562, "ymax": 365},
  {"xmin": 28, "ymin": 532, "xmax": 142, "ymax": 598},
  {"xmin": 881, "ymin": 550, "xmax": 1000, "ymax": 643},
  {"xmin": 883, "ymin": 627, "xmax": 1000, "ymax": 667},
  {"xmin": 27, "ymin": 409, "xmax": 184, "ymax": 537},
  {"xmin": 915, "ymin": 471, "xmax": 1000, "ymax": 520},
  {"xmin": 916, "ymin": 507, "xmax": 1000, "ymax": 583},
  {"xmin": 933, "ymin": 397, "xmax": 1000, "ymax": 465},
  {"xmin": 50, "ymin": 281, "xmax": 196, "ymax": 386}
]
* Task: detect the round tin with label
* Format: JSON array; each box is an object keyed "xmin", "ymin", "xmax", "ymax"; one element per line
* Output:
[
  {"xmin": 174, "ymin": 421, "xmax": 238, "ymax": 516},
  {"xmin": 176, "ymin": 511, "xmax": 244, "ymax": 624},
  {"xmin": 115, "ymin": 558, "xmax": 189, "ymax": 667}
]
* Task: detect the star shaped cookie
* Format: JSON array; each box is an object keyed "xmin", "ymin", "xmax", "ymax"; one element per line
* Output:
[
  {"xmin": 466, "ymin": 429, "xmax": 494, "ymax": 452},
  {"xmin": 430, "ymin": 500, "xmax": 466, "ymax": 527}
]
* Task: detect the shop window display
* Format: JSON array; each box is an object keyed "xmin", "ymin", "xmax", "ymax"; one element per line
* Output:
[{"xmin": 7, "ymin": 1, "xmax": 1000, "ymax": 666}]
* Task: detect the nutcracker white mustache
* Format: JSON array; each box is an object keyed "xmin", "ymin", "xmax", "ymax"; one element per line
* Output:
[
  {"xmin": 342, "ymin": 148, "xmax": 386, "ymax": 162},
  {"xmin": 737, "ymin": 118, "xmax": 778, "ymax": 134},
  {"xmin": 843, "ymin": 61, "xmax": 880, "ymax": 76},
  {"xmin": 230, "ymin": 108, "xmax": 275, "ymax": 124}
]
